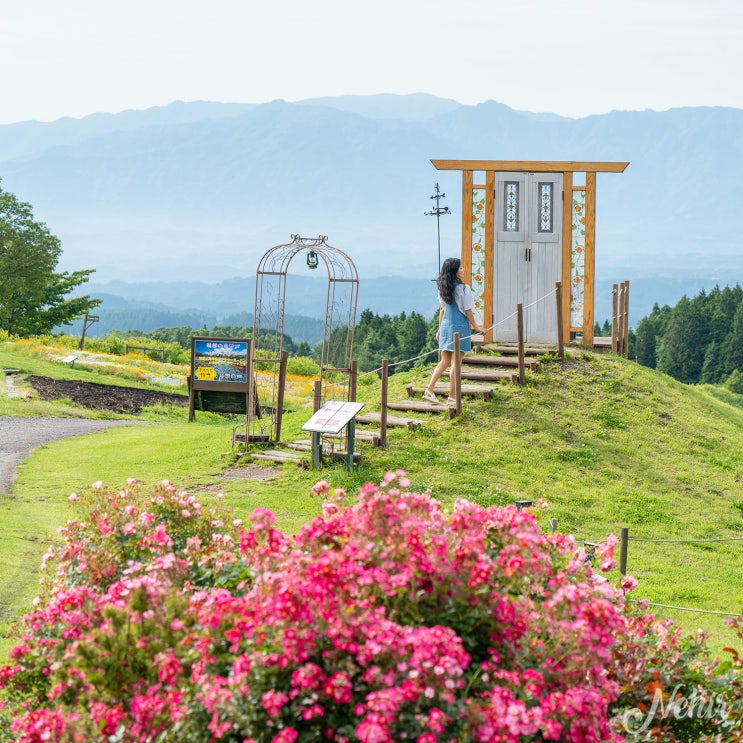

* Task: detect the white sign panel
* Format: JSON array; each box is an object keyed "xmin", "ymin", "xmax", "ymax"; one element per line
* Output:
[{"xmin": 302, "ymin": 401, "xmax": 364, "ymax": 435}]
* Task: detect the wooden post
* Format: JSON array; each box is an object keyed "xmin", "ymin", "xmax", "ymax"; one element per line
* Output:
[
  {"xmin": 555, "ymin": 281, "xmax": 564, "ymax": 359},
  {"xmin": 516, "ymin": 304, "xmax": 525, "ymax": 385},
  {"xmin": 617, "ymin": 283, "xmax": 624, "ymax": 356},
  {"xmin": 78, "ymin": 312, "xmax": 98, "ymax": 350},
  {"xmin": 345, "ymin": 419, "xmax": 355, "ymax": 472},
  {"xmin": 622, "ymin": 281, "xmax": 630, "ymax": 357},
  {"xmin": 619, "ymin": 527, "xmax": 629, "ymax": 576},
  {"xmin": 187, "ymin": 374, "xmax": 194, "ymax": 422},
  {"xmin": 245, "ymin": 339, "xmax": 254, "ymax": 443},
  {"xmin": 312, "ymin": 379, "xmax": 322, "ymax": 470},
  {"xmin": 274, "ymin": 350, "xmax": 288, "ymax": 442},
  {"xmin": 583, "ymin": 171, "xmax": 596, "ymax": 346},
  {"xmin": 451, "ymin": 332, "xmax": 462, "ymax": 417},
  {"xmin": 313, "ymin": 379, "xmax": 322, "ymax": 413},
  {"xmin": 611, "ymin": 284, "xmax": 618, "ymax": 353},
  {"xmin": 349, "ymin": 359, "xmax": 358, "ymax": 402},
  {"xmin": 380, "ymin": 359, "xmax": 388, "ymax": 448}
]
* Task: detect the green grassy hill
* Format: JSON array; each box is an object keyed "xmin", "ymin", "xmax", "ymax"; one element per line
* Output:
[{"xmin": 1, "ymin": 342, "xmax": 742, "ymax": 658}]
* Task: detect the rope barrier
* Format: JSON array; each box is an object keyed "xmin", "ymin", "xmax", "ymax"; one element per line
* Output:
[
  {"xmin": 630, "ymin": 536, "xmax": 743, "ymax": 543},
  {"xmin": 357, "ymin": 287, "xmax": 558, "ymax": 378},
  {"xmin": 584, "ymin": 536, "xmax": 743, "ymax": 544},
  {"xmin": 641, "ymin": 601, "xmax": 741, "ymax": 618}
]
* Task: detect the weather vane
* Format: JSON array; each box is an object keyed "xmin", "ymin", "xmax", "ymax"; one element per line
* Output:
[{"xmin": 424, "ymin": 182, "xmax": 450, "ymax": 272}]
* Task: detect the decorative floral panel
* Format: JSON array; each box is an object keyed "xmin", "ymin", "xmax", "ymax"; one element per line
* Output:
[
  {"xmin": 471, "ymin": 188, "xmax": 486, "ymax": 326},
  {"xmin": 537, "ymin": 182, "xmax": 553, "ymax": 232},
  {"xmin": 570, "ymin": 189, "xmax": 586, "ymax": 327},
  {"xmin": 504, "ymin": 182, "xmax": 519, "ymax": 231}
]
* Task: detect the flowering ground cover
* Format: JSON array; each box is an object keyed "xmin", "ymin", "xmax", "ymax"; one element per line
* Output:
[{"xmin": 0, "ymin": 473, "xmax": 740, "ymax": 742}]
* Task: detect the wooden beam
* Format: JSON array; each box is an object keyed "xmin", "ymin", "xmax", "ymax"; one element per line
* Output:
[
  {"xmin": 432, "ymin": 159, "xmax": 629, "ymax": 173},
  {"xmin": 484, "ymin": 170, "xmax": 495, "ymax": 343},
  {"xmin": 561, "ymin": 171, "xmax": 573, "ymax": 343},
  {"xmin": 461, "ymin": 170, "xmax": 473, "ymax": 279},
  {"xmin": 461, "ymin": 170, "xmax": 472, "ymax": 274},
  {"xmin": 583, "ymin": 171, "xmax": 597, "ymax": 345}
]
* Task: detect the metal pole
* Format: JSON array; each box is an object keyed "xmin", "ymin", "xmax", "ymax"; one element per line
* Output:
[
  {"xmin": 437, "ymin": 212, "xmax": 442, "ymax": 272},
  {"xmin": 425, "ymin": 183, "xmax": 450, "ymax": 272}
]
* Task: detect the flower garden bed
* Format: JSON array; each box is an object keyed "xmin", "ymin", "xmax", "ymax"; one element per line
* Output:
[{"xmin": 0, "ymin": 473, "xmax": 740, "ymax": 742}]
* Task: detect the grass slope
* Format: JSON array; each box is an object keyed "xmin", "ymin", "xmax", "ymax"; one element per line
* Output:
[{"xmin": 1, "ymin": 344, "xmax": 742, "ymax": 659}]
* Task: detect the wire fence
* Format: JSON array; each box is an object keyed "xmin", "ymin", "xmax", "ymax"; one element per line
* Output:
[{"xmin": 584, "ymin": 529, "xmax": 742, "ymax": 618}]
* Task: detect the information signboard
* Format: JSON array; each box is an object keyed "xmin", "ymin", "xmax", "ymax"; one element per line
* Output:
[
  {"xmin": 193, "ymin": 339, "xmax": 248, "ymax": 383},
  {"xmin": 189, "ymin": 337, "xmax": 251, "ymax": 421},
  {"xmin": 302, "ymin": 400, "xmax": 365, "ymax": 435}
]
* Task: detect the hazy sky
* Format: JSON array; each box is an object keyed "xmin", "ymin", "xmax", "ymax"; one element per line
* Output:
[{"xmin": 1, "ymin": 0, "xmax": 741, "ymax": 124}]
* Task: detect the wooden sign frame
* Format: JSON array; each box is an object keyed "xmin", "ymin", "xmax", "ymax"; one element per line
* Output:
[{"xmin": 188, "ymin": 336, "xmax": 251, "ymax": 421}]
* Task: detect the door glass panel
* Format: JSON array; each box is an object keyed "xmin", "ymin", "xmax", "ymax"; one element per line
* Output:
[
  {"xmin": 503, "ymin": 182, "xmax": 519, "ymax": 231},
  {"xmin": 538, "ymin": 182, "xmax": 553, "ymax": 233}
]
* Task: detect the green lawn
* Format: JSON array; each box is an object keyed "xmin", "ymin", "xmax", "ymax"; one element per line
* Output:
[{"xmin": 1, "ymin": 343, "xmax": 742, "ymax": 660}]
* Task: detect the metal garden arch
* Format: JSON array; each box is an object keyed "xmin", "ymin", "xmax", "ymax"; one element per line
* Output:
[{"xmin": 247, "ymin": 235, "xmax": 359, "ymax": 443}]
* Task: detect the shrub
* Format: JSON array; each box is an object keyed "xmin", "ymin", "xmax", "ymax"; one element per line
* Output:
[
  {"xmin": 724, "ymin": 369, "xmax": 743, "ymax": 395},
  {"xmin": 286, "ymin": 355, "xmax": 320, "ymax": 378},
  {"xmin": 0, "ymin": 474, "xmax": 739, "ymax": 742}
]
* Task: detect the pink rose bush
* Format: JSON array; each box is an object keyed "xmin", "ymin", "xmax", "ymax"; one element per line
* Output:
[{"xmin": 0, "ymin": 472, "xmax": 739, "ymax": 742}]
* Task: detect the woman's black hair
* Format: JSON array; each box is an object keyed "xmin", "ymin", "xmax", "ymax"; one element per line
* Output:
[{"xmin": 437, "ymin": 257, "xmax": 461, "ymax": 305}]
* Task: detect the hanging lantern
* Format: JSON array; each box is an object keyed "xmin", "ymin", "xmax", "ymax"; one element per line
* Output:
[{"xmin": 307, "ymin": 249, "xmax": 319, "ymax": 269}]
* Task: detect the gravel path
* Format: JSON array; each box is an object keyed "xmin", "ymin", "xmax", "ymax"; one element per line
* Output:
[{"xmin": 0, "ymin": 416, "xmax": 152, "ymax": 494}]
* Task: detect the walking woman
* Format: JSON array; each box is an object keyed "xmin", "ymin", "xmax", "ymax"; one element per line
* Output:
[{"xmin": 423, "ymin": 257, "xmax": 486, "ymax": 404}]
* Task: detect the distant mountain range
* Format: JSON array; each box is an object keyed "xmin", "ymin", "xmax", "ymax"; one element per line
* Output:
[{"xmin": 1, "ymin": 94, "xmax": 742, "ymax": 329}]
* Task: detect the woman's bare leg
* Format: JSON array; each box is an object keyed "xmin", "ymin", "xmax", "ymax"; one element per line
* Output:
[{"xmin": 425, "ymin": 350, "xmax": 453, "ymax": 395}]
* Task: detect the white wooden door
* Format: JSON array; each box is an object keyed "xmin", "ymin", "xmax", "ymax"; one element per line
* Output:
[{"xmin": 493, "ymin": 173, "xmax": 563, "ymax": 344}]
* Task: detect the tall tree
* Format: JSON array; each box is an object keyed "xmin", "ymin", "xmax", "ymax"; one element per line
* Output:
[
  {"xmin": 656, "ymin": 296, "xmax": 708, "ymax": 383},
  {"xmin": 724, "ymin": 301, "xmax": 743, "ymax": 376},
  {"xmin": 0, "ymin": 181, "xmax": 99, "ymax": 336},
  {"xmin": 635, "ymin": 303, "xmax": 672, "ymax": 369}
]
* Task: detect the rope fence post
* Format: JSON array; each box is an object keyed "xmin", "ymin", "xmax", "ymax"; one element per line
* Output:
[
  {"xmin": 555, "ymin": 281, "xmax": 564, "ymax": 360},
  {"xmin": 611, "ymin": 284, "xmax": 618, "ymax": 353},
  {"xmin": 516, "ymin": 304, "xmax": 525, "ymax": 385},
  {"xmin": 274, "ymin": 350, "xmax": 288, "ymax": 442},
  {"xmin": 349, "ymin": 359, "xmax": 358, "ymax": 402},
  {"xmin": 622, "ymin": 280, "xmax": 630, "ymax": 357},
  {"xmin": 451, "ymin": 332, "xmax": 462, "ymax": 417},
  {"xmin": 617, "ymin": 284, "xmax": 626, "ymax": 358},
  {"xmin": 380, "ymin": 358, "xmax": 388, "ymax": 447},
  {"xmin": 313, "ymin": 379, "xmax": 322, "ymax": 413},
  {"xmin": 620, "ymin": 527, "xmax": 629, "ymax": 575},
  {"xmin": 311, "ymin": 379, "xmax": 322, "ymax": 470}
]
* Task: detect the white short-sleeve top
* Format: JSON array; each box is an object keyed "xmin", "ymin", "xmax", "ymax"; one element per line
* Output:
[{"xmin": 439, "ymin": 283, "xmax": 474, "ymax": 315}]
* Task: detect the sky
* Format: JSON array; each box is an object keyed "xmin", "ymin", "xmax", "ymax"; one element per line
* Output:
[{"xmin": 1, "ymin": 0, "xmax": 741, "ymax": 124}]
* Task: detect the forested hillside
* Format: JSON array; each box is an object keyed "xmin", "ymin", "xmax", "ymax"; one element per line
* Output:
[{"xmin": 635, "ymin": 284, "xmax": 743, "ymax": 387}]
